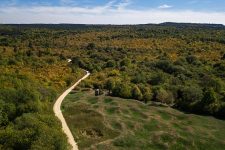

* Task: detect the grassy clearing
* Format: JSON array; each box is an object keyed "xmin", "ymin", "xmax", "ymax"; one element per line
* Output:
[{"xmin": 62, "ymin": 90, "xmax": 225, "ymax": 150}]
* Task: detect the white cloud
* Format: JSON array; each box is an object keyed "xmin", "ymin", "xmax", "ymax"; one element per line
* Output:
[
  {"xmin": 116, "ymin": 0, "xmax": 132, "ymax": 10},
  {"xmin": 0, "ymin": 4, "xmax": 225, "ymax": 25},
  {"xmin": 158, "ymin": 4, "xmax": 173, "ymax": 9}
]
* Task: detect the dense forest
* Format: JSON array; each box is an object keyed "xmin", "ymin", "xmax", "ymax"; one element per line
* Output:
[{"xmin": 0, "ymin": 23, "xmax": 225, "ymax": 149}]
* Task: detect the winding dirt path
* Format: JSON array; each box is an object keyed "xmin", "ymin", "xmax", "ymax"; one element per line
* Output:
[{"xmin": 53, "ymin": 71, "xmax": 90, "ymax": 150}]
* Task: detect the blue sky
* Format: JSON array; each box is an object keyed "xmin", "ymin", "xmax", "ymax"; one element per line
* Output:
[
  {"xmin": 1, "ymin": 0, "xmax": 225, "ymax": 11},
  {"xmin": 0, "ymin": 0, "xmax": 225, "ymax": 24}
]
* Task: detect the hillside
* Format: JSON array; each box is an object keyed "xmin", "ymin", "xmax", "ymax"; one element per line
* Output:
[{"xmin": 62, "ymin": 90, "xmax": 225, "ymax": 149}]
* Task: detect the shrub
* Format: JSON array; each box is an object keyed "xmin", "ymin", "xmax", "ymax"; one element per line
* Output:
[
  {"xmin": 201, "ymin": 76, "xmax": 224, "ymax": 93},
  {"xmin": 120, "ymin": 58, "xmax": 131, "ymax": 67},
  {"xmin": 186, "ymin": 55, "xmax": 197, "ymax": 64},
  {"xmin": 46, "ymin": 57, "xmax": 57, "ymax": 64},
  {"xmin": 155, "ymin": 60, "xmax": 187, "ymax": 75},
  {"xmin": 132, "ymin": 86, "xmax": 143, "ymax": 100},
  {"xmin": 143, "ymin": 93, "xmax": 153, "ymax": 103},
  {"xmin": 0, "ymin": 100, "xmax": 8, "ymax": 126},
  {"xmin": 105, "ymin": 79, "xmax": 116, "ymax": 95},
  {"xmin": 186, "ymin": 55, "xmax": 201, "ymax": 65},
  {"xmin": 106, "ymin": 60, "xmax": 116, "ymax": 68},
  {"xmin": 176, "ymin": 85, "xmax": 203, "ymax": 111},
  {"xmin": 79, "ymin": 80, "xmax": 93, "ymax": 88},
  {"xmin": 154, "ymin": 60, "xmax": 173, "ymax": 73},
  {"xmin": 153, "ymin": 87, "xmax": 174, "ymax": 104},
  {"xmin": 65, "ymin": 76, "xmax": 74, "ymax": 86},
  {"xmin": 216, "ymin": 104, "xmax": 225, "ymax": 119},
  {"xmin": 112, "ymin": 83, "xmax": 132, "ymax": 99},
  {"xmin": 221, "ymin": 53, "xmax": 225, "ymax": 60},
  {"xmin": 131, "ymin": 72, "xmax": 146, "ymax": 84},
  {"xmin": 149, "ymin": 72, "xmax": 167, "ymax": 85},
  {"xmin": 108, "ymin": 70, "xmax": 120, "ymax": 77},
  {"xmin": 70, "ymin": 65, "xmax": 79, "ymax": 73},
  {"xmin": 38, "ymin": 87, "xmax": 57, "ymax": 102},
  {"xmin": 17, "ymin": 87, "xmax": 40, "ymax": 104},
  {"xmin": 8, "ymin": 58, "xmax": 17, "ymax": 65},
  {"xmin": 140, "ymin": 86, "xmax": 153, "ymax": 103},
  {"xmin": 174, "ymin": 57, "xmax": 187, "ymax": 66},
  {"xmin": 200, "ymin": 88, "xmax": 220, "ymax": 115},
  {"xmin": 87, "ymin": 43, "xmax": 96, "ymax": 50}
]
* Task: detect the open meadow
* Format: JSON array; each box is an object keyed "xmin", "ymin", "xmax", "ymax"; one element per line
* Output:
[{"xmin": 63, "ymin": 89, "xmax": 225, "ymax": 150}]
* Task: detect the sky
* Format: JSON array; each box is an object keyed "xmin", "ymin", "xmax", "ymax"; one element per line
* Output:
[{"xmin": 0, "ymin": 0, "xmax": 225, "ymax": 24}]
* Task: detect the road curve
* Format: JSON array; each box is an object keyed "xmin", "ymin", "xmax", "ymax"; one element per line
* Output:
[{"xmin": 53, "ymin": 71, "xmax": 90, "ymax": 150}]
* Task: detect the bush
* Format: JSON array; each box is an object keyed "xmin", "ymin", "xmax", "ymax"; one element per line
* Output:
[
  {"xmin": 106, "ymin": 60, "xmax": 116, "ymax": 68},
  {"xmin": 17, "ymin": 87, "xmax": 40, "ymax": 104},
  {"xmin": 105, "ymin": 79, "xmax": 116, "ymax": 95},
  {"xmin": 174, "ymin": 57, "xmax": 187, "ymax": 66},
  {"xmin": 79, "ymin": 80, "xmax": 93, "ymax": 88},
  {"xmin": 132, "ymin": 86, "xmax": 143, "ymax": 100},
  {"xmin": 112, "ymin": 83, "xmax": 132, "ymax": 99},
  {"xmin": 38, "ymin": 87, "xmax": 57, "ymax": 102},
  {"xmin": 8, "ymin": 58, "xmax": 17, "ymax": 65},
  {"xmin": 201, "ymin": 76, "xmax": 224, "ymax": 93},
  {"xmin": 199, "ymin": 88, "xmax": 220, "ymax": 115},
  {"xmin": 216, "ymin": 104, "xmax": 225, "ymax": 119},
  {"xmin": 108, "ymin": 70, "xmax": 120, "ymax": 77},
  {"xmin": 0, "ymin": 100, "xmax": 8, "ymax": 126},
  {"xmin": 131, "ymin": 72, "xmax": 146, "ymax": 84},
  {"xmin": 87, "ymin": 43, "xmax": 96, "ymax": 50},
  {"xmin": 153, "ymin": 87, "xmax": 174, "ymax": 104},
  {"xmin": 70, "ymin": 65, "xmax": 79, "ymax": 73},
  {"xmin": 186, "ymin": 55, "xmax": 201, "ymax": 65},
  {"xmin": 143, "ymin": 93, "xmax": 153, "ymax": 103},
  {"xmin": 221, "ymin": 53, "xmax": 225, "ymax": 60},
  {"xmin": 186, "ymin": 55, "xmax": 197, "ymax": 64},
  {"xmin": 120, "ymin": 58, "xmax": 131, "ymax": 67},
  {"xmin": 155, "ymin": 60, "xmax": 187, "ymax": 75},
  {"xmin": 176, "ymin": 86, "xmax": 203, "ymax": 111},
  {"xmin": 149, "ymin": 72, "xmax": 166, "ymax": 85},
  {"xmin": 154, "ymin": 60, "xmax": 173, "ymax": 73},
  {"xmin": 46, "ymin": 57, "xmax": 57, "ymax": 64},
  {"xmin": 140, "ymin": 86, "xmax": 153, "ymax": 103},
  {"xmin": 3, "ymin": 102, "xmax": 16, "ymax": 121}
]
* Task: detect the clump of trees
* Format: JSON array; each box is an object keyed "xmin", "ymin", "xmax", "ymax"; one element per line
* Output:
[{"xmin": 0, "ymin": 72, "xmax": 70, "ymax": 149}]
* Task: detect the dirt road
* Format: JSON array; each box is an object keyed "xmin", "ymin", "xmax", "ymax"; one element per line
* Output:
[{"xmin": 53, "ymin": 71, "xmax": 90, "ymax": 150}]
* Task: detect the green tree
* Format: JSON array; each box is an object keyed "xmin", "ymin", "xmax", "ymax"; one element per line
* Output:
[
  {"xmin": 201, "ymin": 88, "xmax": 220, "ymax": 114},
  {"xmin": 119, "ymin": 84, "xmax": 132, "ymax": 98},
  {"xmin": 140, "ymin": 87, "xmax": 153, "ymax": 103},
  {"xmin": 154, "ymin": 87, "xmax": 174, "ymax": 104},
  {"xmin": 131, "ymin": 72, "xmax": 146, "ymax": 84},
  {"xmin": 120, "ymin": 58, "xmax": 131, "ymax": 67},
  {"xmin": 132, "ymin": 86, "xmax": 143, "ymax": 100},
  {"xmin": 13, "ymin": 46, "xmax": 19, "ymax": 53},
  {"xmin": 149, "ymin": 72, "xmax": 166, "ymax": 85},
  {"xmin": 0, "ymin": 100, "xmax": 8, "ymax": 126},
  {"xmin": 217, "ymin": 104, "xmax": 225, "ymax": 119},
  {"xmin": 106, "ymin": 60, "xmax": 116, "ymax": 68},
  {"xmin": 143, "ymin": 93, "xmax": 152, "ymax": 103},
  {"xmin": 176, "ymin": 86, "xmax": 203, "ymax": 109},
  {"xmin": 87, "ymin": 43, "xmax": 96, "ymax": 50},
  {"xmin": 105, "ymin": 79, "xmax": 116, "ymax": 95},
  {"xmin": 112, "ymin": 83, "xmax": 131, "ymax": 99}
]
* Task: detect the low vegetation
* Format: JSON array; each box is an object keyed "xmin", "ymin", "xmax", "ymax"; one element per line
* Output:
[{"xmin": 63, "ymin": 90, "xmax": 225, "ymax": 149}]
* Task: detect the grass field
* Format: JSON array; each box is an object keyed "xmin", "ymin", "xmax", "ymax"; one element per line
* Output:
[{"xmin": 62, "ymin": 89, "xmax": 225, "ymax": 150}]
